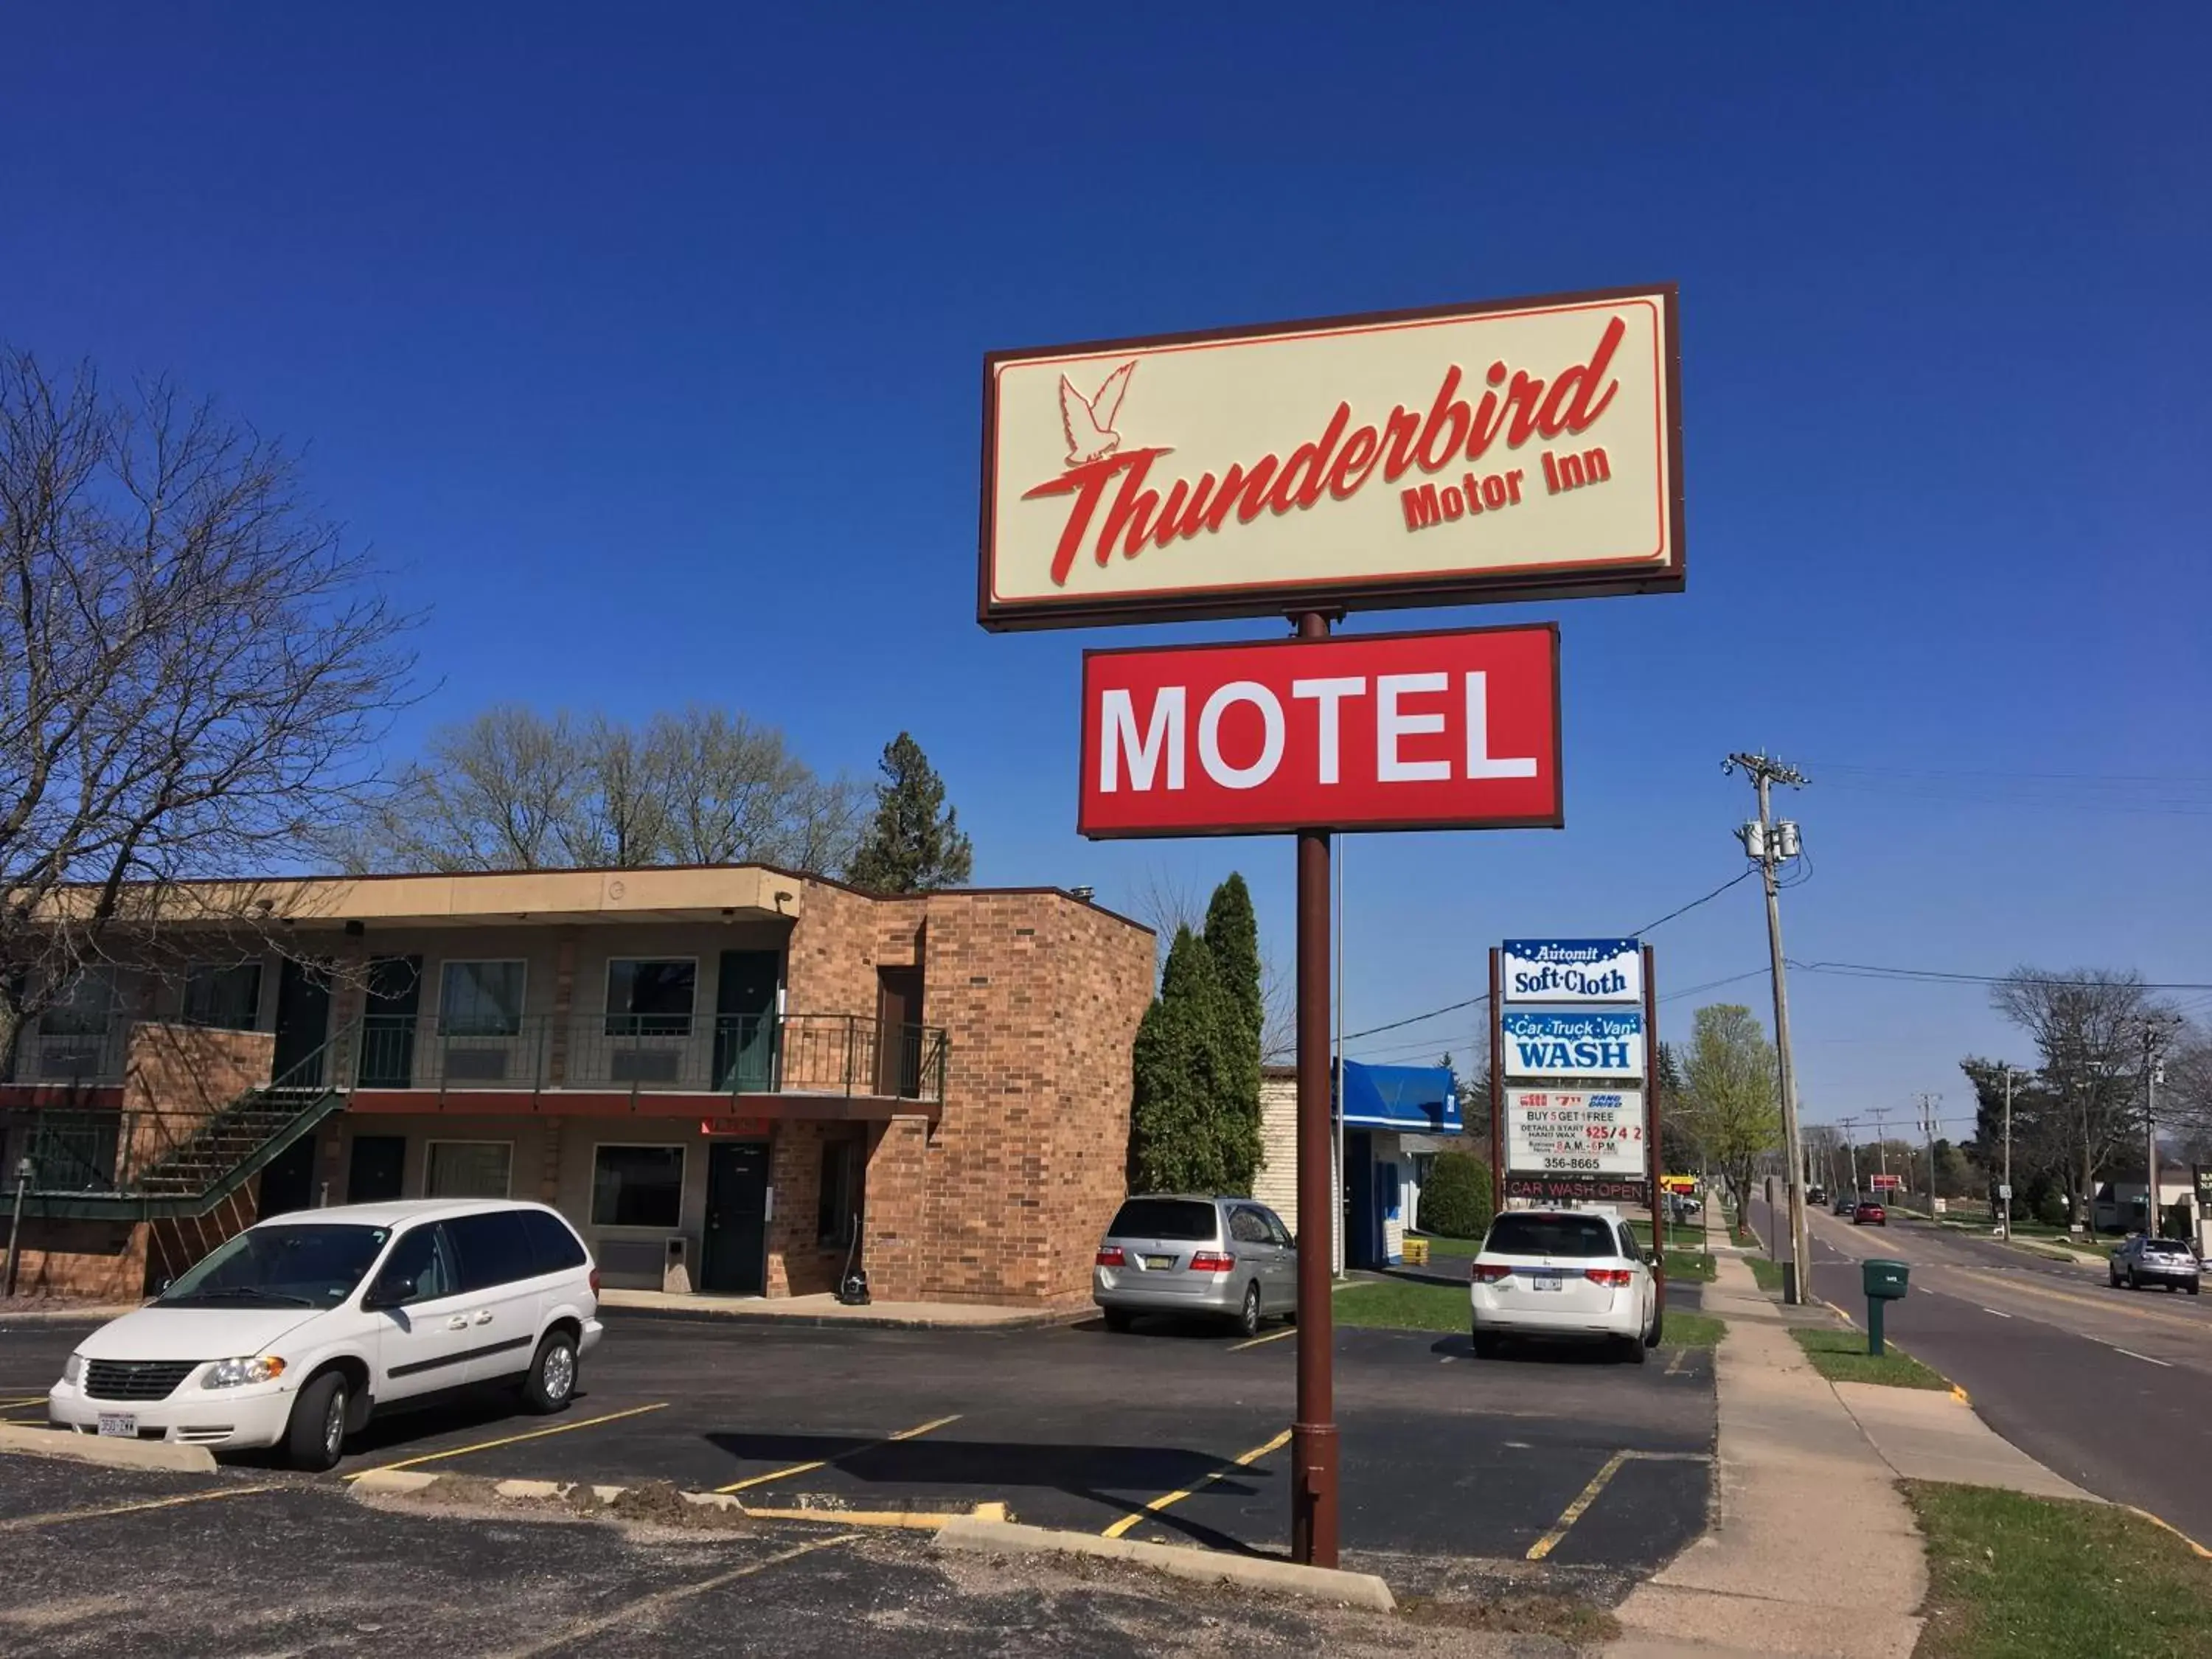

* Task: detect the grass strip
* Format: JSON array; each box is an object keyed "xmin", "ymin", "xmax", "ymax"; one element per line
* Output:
[
  {"xmin": 1906, "ymin": 1482, "xmax": 2212, "ymax": 1658},
  {"xmin": 1791, "ymin": 1325, "xmax": 1948, "ymax": 1390},
  {"xmin": 1333, "ymin": 1279, "xmax": 1466, "ymax": 1332},
  {"xmin": 1747, "ymin": 1255, "xmax": 1785, "ymax": 1294},
  {"xmin": 1659, "ymin": 1311, "xmax": 1725, "ymax": 1348}
]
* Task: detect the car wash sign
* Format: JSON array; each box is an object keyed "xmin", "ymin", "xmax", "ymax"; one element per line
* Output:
[
  {"xmin": 1504, "ymin": 1086, "xmax": 1648, "ymax": 1180},
  {"xmin": 1501, "ymin": 939, "xmax": 1641, "ymax": 1004},
  {"xmin": 981, "ymin": 285, "xmax": 1684, "ymax": 630},
  {"xmin": 1500, "ymin": 1010, "xmax": 1644, "ymax": 1080}
]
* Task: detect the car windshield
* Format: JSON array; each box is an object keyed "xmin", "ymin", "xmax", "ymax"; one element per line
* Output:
[
  {"xmin": 2144, "ymin": 1239, "xmax": 2189, "ymax": 1255},
  {"xmin": 1107, "ymin": 1200, "xmax": 1218, "ymax": 1242},
  {"xmin": 1484, "ymin": 1215, "xmax": 1618, "ymax": 1258},
  {"xmin": 159, "ymin": 1223, "xmax": 392, "ymax": 1310}
]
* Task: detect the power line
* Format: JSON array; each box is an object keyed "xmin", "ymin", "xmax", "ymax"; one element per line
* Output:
[
  {"xmin": 1629, "ymin": 869, "xmax": 1757, "ymax": 936},
  {"xmin": 1787, "ymin": 960, "xmax": 2212, "ymax": 992},
  {"xmin": 1338, "ymin": 992, "xmax": 1489, "ymax": 1046}
]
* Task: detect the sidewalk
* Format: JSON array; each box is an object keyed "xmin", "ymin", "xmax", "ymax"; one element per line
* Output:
[{"xmin": 1606, "ymin": 1206, "xmax": 2101, "ymax": 1658}]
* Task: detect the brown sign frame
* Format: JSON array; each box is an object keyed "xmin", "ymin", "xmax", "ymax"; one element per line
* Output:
[{"xmin": 978, "ymin": 282, "xmax": 1685, "ymax": 631}]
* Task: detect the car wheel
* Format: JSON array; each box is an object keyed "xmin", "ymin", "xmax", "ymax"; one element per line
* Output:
[
  {"xmin": 1618, "ymin": 1332, "xmax": 1649, "ymax": 1366},
  {"xmin": 1233, "ymin": 1282, "xmax": 1262, "ymax": 1339},
  {"xmin": 2190, "ymin": 1282, "xmax": 2202, "ymax": 1297},
  {"xmin": 285, "ymin": 1371, "xmax": 349, "ymax": 1472},
  {"xmin": 2111, "ymin": 1268, "xmax": 2122, "ymax": 1288},
  {"xmin": 520, "ymin": 1329, "xmax": 579, "ymax": 1415},
  {"xmin": 2129, "ymin": 1269, "xmax": 2141, "ymax": 1290},
  {"xmin": 1471, "ymin": 1329, "xmax": 1502, "ymax": 1360},
  {"xmin": 1102, "ymin": 1308, "xmax": 1134, "ymax": 1333},
  {"xmin": 1646, "ymin": 1304, "xmax": 1665, "ymax": 1349}
]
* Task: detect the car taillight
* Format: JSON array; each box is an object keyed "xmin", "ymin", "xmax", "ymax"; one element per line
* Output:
[
  {"xmin": 1585, "ymin": 1268, "xmax": 1635, "ymax": 1287},
  {"xmin": 1096, "ymin": 1247, "xmax": 1125, "ymax": 1267},
  {"xmin": 1471, "ymin": 1263, "xmax": 1512, "ymax": 1283},
  {"xmin": 588, "ymin": 1268, "xmax": 601, "ymax": 1297},
  {"xmin": 1188, "ymin": 1251, "xmax": 1236, "ymax": 1273}
]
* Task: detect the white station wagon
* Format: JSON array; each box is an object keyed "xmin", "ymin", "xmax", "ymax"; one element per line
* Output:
[{"xmin": 46, "ymin": 1199, "xmax": 603, "ymax": 1470}]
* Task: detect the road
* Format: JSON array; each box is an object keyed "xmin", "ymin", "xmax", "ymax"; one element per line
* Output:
[{"xmin": 1754, "ymin": 1195, "xmax": 2212, "ymax": 1543}]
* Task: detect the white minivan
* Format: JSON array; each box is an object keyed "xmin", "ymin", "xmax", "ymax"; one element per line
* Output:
[{"xmin": 46, "ymin": 1199, "xmax": 604, "ymax": 1470}]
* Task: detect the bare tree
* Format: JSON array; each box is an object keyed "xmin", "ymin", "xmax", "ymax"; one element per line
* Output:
[
  {"xmin": 1676, "ymin": 1004, "xmax": 1781, "ymax": 1216},
  {"xmin": 1990, "ymin": 966, "xmax": 2162, "ymax": 1228},
  {"xmin": 349, "ymin": 703, "xmax": 858, "ymax": 875},
  {"xmin": 0, "ymin": 350, "xmax": 414, "ymax": 1048},
  {"xmin": 1125, "ymin": 865, "xmax": 1205, "ymax": 977}
]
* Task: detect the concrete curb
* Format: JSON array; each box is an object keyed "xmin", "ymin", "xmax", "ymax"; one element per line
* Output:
[
  {"xmin": 348, "ymin": 1467, "xmax": 1006, "ymax": 1530},
  {"xmin": 0, "ymin": 1422, "xmax": 217, "ymax": 1474},
  {"xmin": 597, "ymin": 1301, "xmax": 1087, "ymax": 1334},
  {"xmin": 931, "ymin": 1516, "xmax": 1397, "ymax": 1613}
]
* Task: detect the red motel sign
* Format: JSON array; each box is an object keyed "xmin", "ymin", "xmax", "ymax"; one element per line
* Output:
[{"xmin": 1078, "ymin": 624, "xmax": 1559, "ymax": 838}]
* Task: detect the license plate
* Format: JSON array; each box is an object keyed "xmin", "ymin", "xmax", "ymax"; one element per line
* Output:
[
  {"xmin": 1529, "ymin": 1271, "xmax": 1565, "ymax": 1293},
  {"xmin": 1144, "ymin": 1255, "xmax": 1176, "ymax": 1270},
  {"xmin": 97, "ymin": 1413, "xmax": 136, "ymax": 1437}
]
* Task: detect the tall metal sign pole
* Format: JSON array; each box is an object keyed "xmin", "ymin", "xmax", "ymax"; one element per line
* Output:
[
  {"xmin": 2000, "ymin": 1070, "xmax": 2017, "ymax": 1240},
  {"xmin": 1727, "ymin": 751, "xmax": 1809, "ymax": 1303},
  {"xmin": 1290, "ymin": 610, "xmax": 1338, "ymax": 1564}
]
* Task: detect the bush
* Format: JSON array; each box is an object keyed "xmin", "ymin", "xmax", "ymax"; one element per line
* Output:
[{"xmin": 1422, "ymin": 1152, "xmax": 1494, "ymax": 1239}]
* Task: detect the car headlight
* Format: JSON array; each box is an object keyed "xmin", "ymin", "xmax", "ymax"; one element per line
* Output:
[
  {"xmin": 61, "ymin": 1353, "xmax": 83, "ymax": 1387},
  {"xmin": 201, "ymin": 1356, "xmax": 287, "ymax": 1389}
]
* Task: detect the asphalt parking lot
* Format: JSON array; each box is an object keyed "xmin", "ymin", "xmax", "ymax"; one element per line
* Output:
[{"xmin": 0, "ymin": 1297, "xmax": 1714, "ymax": 1601}]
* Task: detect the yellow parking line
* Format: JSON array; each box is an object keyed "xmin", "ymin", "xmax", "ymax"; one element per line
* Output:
[
  {"xmin": 1527, "ymin": 1451, "xmax": 1627, "ymax": 1560},
  {"xmin": 1101, "ymin": 1427, "xmax": 1292, "ymax": 1539},
  {"xmin": 0, "ymin": 1395, "xmax": 51, "ymax": 1408},
  {"xmin": 714, "ymin": 1413, "xmax": 961, "ymax": 1495},
  {"xmin": 343, "ymin": 1402, "xmax": 669, "ymax": 1480},
  {"xmin": 1227, "ymin": 1326, "xmax": 1297, "ymax": 1352},
  {"xmin": 0, "ymin": 1483, "xmax": 280, "ymax": 1531}
]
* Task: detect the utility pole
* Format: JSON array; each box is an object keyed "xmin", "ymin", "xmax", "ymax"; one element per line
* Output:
[
  {"xmin": 1999, "ymin": 1067, "xmax": 2022, "ymax": 1242},
  {"xmin": 1838, "ymin": 1116, "xmax": 1860, "ymax": 1195},
  {"xmin": 2141, "ymin": 1018, "xmax": 2177, "ymax": 1238},
  {"xmin": 1725, "ymin": 751, "xmax": 1810, "ymax": 1304},
  {"xmin": 4, "ymin": 1155, "xmax": 31, "ymax": 1298},
  {"xmin": 1870, "ymin": 1108, "xmax": 1891, "ymax": 1186},
  {"xmin": 1917, "ymin": 1093, "xmax": 1941, "ymax": 1217}
]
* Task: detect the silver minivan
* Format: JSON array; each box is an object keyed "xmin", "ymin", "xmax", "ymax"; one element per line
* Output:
[{"xmin": 1093, "ymin": 1194, "xmax": 1298, "ymax": 1337}]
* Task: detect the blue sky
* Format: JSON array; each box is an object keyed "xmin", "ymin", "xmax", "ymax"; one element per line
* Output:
[{"xmin": 7, "ymin": 4, "xmax": 2208, "ymax": 1135}]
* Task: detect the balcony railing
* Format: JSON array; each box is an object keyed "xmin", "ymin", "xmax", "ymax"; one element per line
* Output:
[
  {"xmin": 5, "ymin": 1026, "xmax": 133, "ymax": 1087},
  {"xmin": 349, "ymin": 1012, "xmax": 946, "ymax": 1102}
]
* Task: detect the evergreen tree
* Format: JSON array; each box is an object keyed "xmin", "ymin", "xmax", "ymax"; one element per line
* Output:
[
  {"xmin": 845, "ymin": 732, "xmax": 973, "ymax": 893},
  {"xmin": 1202, "ymin": 873, "xmax": 1263, "ymax": 1194},
  {"xmin": 1130, "ymin": 928, "xmax": 1239, "ymax": 1192},
  {"xmin": 1422, "ymin": 1151, "xmax": 1494, "ymax": 1239}
]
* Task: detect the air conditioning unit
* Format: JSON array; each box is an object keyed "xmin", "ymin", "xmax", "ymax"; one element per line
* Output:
[
  {"xmin": 444, "ymin": 1049, "xmax": 509, "ymax": 1082},
  {"xmin": 611, "ymin": 1051, "xmax": 682, "ymax": 1085}
]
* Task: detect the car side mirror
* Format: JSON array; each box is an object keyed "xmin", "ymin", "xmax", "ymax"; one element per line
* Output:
[
  {"xmin": 1646, "ymin": 1250, "xmax": 1660, "ymax": 1267},
  {"xmin": 361, "ymin": 1273, "xmax": 415, "ymax": 1312}
]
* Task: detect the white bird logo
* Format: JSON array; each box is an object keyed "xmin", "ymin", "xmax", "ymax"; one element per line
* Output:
[{"xmin": 1057, "ymin": 361, "xmax": 1136, "ymax": 467}]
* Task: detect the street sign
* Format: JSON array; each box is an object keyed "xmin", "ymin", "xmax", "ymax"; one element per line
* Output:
[
  {"xmin": 1997, "ymin": 1183, "xmax": 2013, "ymax": 1200},
  {"xmin": 981, "ymin": 286, "xmax": 1684, "ymax": 630},
  {"xmin": 1499, "ymin": 1010, "xmax": 1645, "ymax": 1080},
  {"xmin": 1500, "ymin": 938, "xmax": 1642, "ymax": 1004},
  {"xmin": 1078, "ymin": 624, "xmax": 1560, "ymax": 838}
]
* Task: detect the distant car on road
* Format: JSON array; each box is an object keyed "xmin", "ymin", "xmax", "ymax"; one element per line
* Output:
[
  {"xmin": 1468, "ymin": 1208, "xmax": 1660, "ymax": 1364},
  {"xmin": 1832, "ymin": 1192, "xmax": 1860, "ymax": 1216},
  {"xmin": 1854, "ymin": 1200, "xmax": 1888, "ymax": 1226},
  {"xmin": 1093, "ymin": 1195, "xmax": 1298, "ymax": 1338},
  {"xmin": 1807, "ymin": 1186, "xmax": 1828, "ymax": 1206},
  {"xmin": 2110, "ymin": 1235, "xmax": 2201, "ymax": 1295}
]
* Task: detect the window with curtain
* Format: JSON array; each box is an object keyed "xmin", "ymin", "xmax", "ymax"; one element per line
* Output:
[
  {"xmin": 425, "ymin": 1141, "xmax": 513, "ymax": 1200},
  {"xmin": 604, "ymin": 959, "xmax": 696, "ymax": 1038},
  {"xmin": 439, "ymin": 961, "xmax": 526, "ymax": 1037},
  {"xmin": 591, "ymin": 1145, "xmax": 684, "ymax": 1228},
  {"xmin": 183, "ymin": 962, "xmax": 262, "ymax": 1031}
]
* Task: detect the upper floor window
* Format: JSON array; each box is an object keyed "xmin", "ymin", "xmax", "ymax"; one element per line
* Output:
[
  {"xmin": 440, "ymin": 961, "xmax": 526, "ymax": 1037},
  {"xmin": 183, "ymin": 962, "xmax": 262, "ymax": 1031},
  {"xmin": 605, "ymin": 959, "xmax": 696, "ymax": 1039},
  {"xmin": 39, "ymin": 969, "xmax": 116, "ymax": 1037}
]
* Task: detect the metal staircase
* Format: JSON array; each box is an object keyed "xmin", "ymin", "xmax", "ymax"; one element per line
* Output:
[{"xmin": 19, "ymin": 1027, "xmax": 353, "ymax": 1224}]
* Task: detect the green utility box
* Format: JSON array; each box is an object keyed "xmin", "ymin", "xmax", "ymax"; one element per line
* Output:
[
  {"xmin": 1862, "ymin": 1258, "xmax": 1910, "ymax": 1355},
  {"xmin": 1863, "ymin": 1259, "xmax": 1910, "ymax": 1301}
]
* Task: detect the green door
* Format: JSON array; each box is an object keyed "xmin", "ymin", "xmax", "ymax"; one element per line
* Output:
[{"xmin": 713, "ymin": 950, "xmax": 781, "ymax": 1092}]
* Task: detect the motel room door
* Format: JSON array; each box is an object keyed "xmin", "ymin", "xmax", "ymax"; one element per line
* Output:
[{"xmin": 702, "ymin": 1140, "xmax": 771, "ymax": 1296}]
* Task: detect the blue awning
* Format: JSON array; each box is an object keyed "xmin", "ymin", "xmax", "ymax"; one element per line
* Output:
[{"xmin": 1338, "ymin": 1060, "xmax": 1461, "ymax": 1134}]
